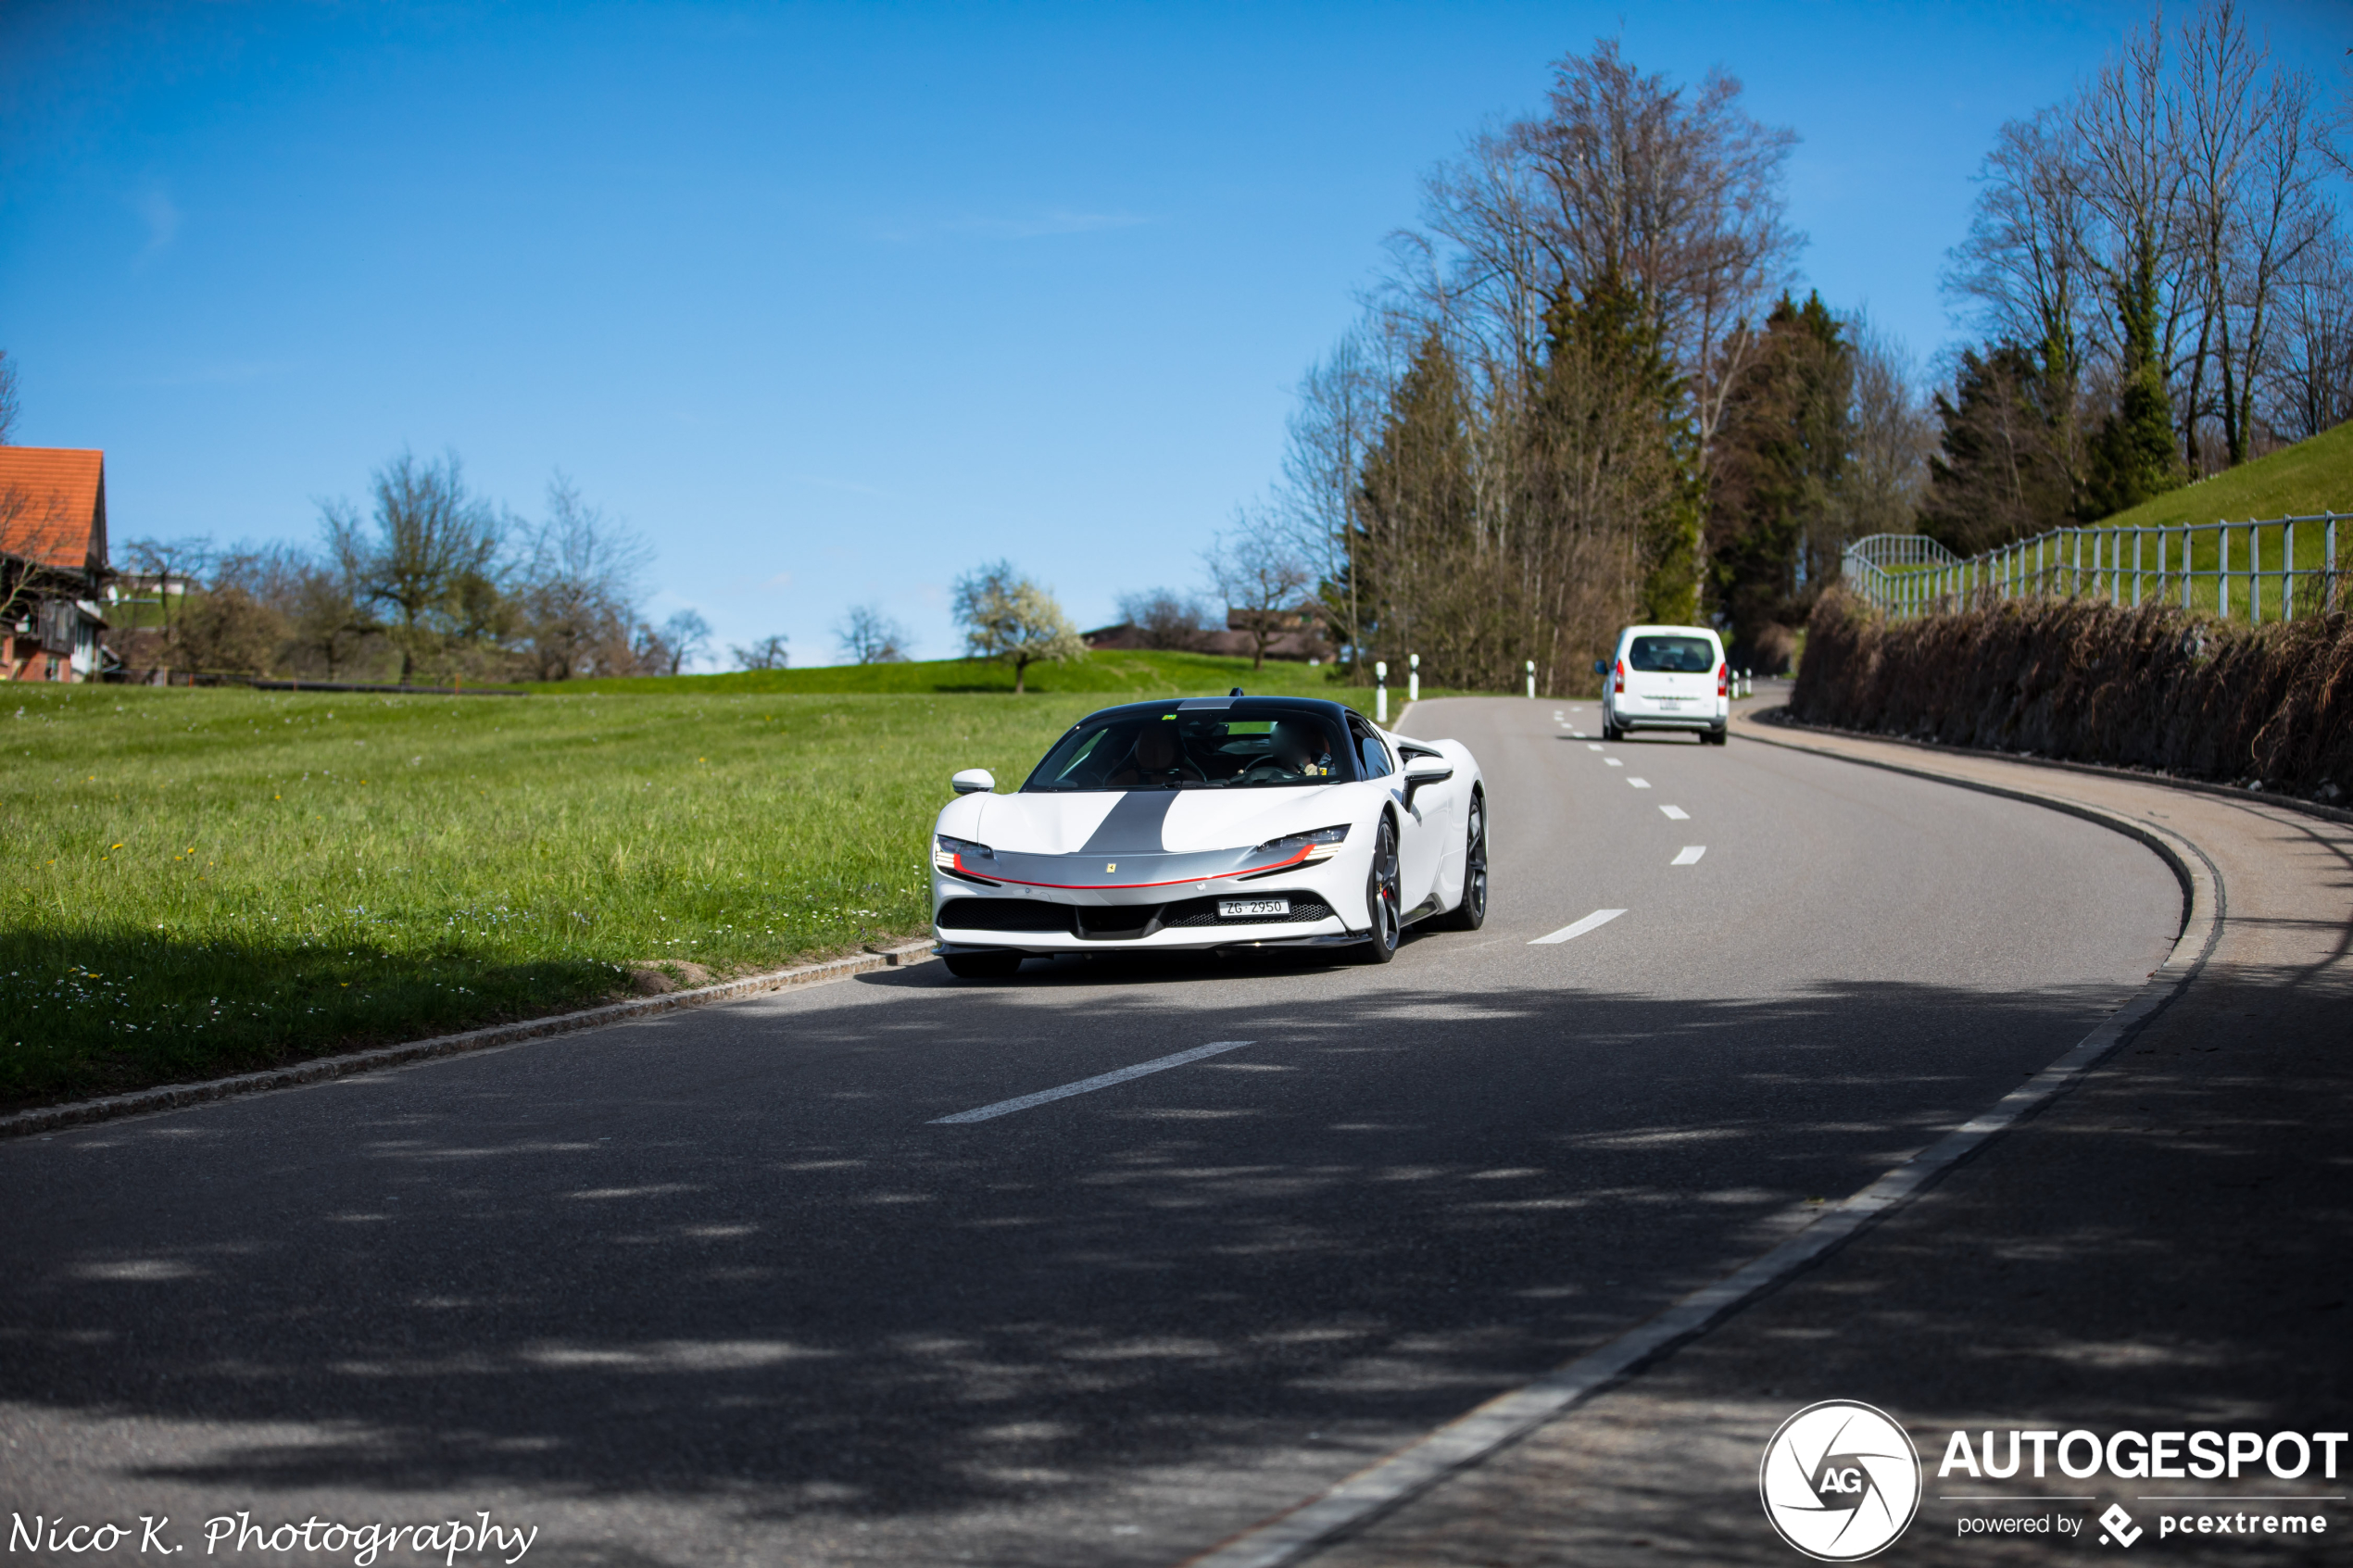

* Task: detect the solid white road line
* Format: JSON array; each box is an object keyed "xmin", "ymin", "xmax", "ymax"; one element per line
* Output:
[
  {"xmin": 1671, "ymin": 846, "xmax": 1706, "ymax": 866},
  {"xmin": 930, "ymin": 1041, "xmax": 1256, "ymax": 1123},
  {"xmin": 1628, "ymin": 778, "xmax": 1651, "ymax": 789},
  {"xmin": 1529, "ymin": 909, "xmax": 1627, "ymax": 946},
  {"xmin": 1659, "ymin": 805, "xmax": 1689, "ymax": 820},
  {"xmin": 1188, "ymin": 790, "xmax": 2221, "ymax": 1568}
]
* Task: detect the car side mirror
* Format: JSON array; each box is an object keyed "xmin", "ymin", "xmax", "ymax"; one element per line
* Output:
[
  {"xmin": 1401, "ymin": 759, "xmax": 1453, "ymax": 807},
  {"xmin": 950, "ymin": 768, "xmax": 996, "ymax": 795},
  {"xmin": 1592, "ymin": 659, "xmax": 1607, "ymax": 674}
]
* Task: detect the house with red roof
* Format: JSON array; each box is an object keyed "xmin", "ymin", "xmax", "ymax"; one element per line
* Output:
[{"xmin": 0, "ymin": 446, "xmax": 110, "ymax": 682}]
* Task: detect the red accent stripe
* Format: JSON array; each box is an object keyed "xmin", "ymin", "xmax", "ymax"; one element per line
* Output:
[{"xmin": 956, "ymin": 844, "xmax": 1312, "ymax": 890}]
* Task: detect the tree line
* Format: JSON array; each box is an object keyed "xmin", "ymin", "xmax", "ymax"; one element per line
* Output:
[
  {"xmin": 113, "ymin": 452, "xmax": 718, "ymax": 684},
  {"xmin": 1931, "ymin": 0, "xmax": 2347, "ymax": 550},
  {"xmin": 1261, "ymin": 2, "xmax": 2346, "ymax": 686},
  {"xmin": 107, "ymin": 449, "xmax": 937, "ymax": 684}
]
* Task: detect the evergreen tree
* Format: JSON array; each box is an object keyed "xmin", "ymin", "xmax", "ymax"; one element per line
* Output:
[
  {"xmin": 1919, "ymin": 343, "xmax": 2079, "ymax": 555},
  {"xmin": 1705, "ymin": 292, "xmax": 1852, "ymax": 664},
  {"xmin": 1354, "ymin": 331, "xmax": 1478, "ymax": 672},
  {"xmin": 1532, "ymin": 270, "xmax": 1703, "ymax": 627}
]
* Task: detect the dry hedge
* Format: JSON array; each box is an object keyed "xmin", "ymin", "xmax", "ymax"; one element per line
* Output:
[{"xmin": 1790, "ymin": 588, "xmax": 2353, "ymax": 800}]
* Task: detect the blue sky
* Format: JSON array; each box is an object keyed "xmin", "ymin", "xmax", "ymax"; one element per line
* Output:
[{"xmin": 4, "ymin": 1, "xmax": 2346, "ymax": 665}]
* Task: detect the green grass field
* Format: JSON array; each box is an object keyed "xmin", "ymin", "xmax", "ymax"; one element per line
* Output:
[
  {"xmin": 1873, "ymin": 423, "xmax": 2352, "ymax": 621},
  {"xmin": 0, "ymin": 686, "xmax": 1097, "ymax": 1109},
  {"xmin": 2101, "ymin": 419, "xmax": 2353, "ymax": 533},
  {"xmin": 0, "ymin": 655, "xmax": 1430, "ymax": 1110}
]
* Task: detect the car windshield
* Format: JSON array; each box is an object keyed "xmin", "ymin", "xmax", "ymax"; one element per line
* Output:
[
  {"xmin": 1023, "ymin": 709, "xmax": 1353, "ymax": 791},
  {"xmin": 1628, "ymin": 635, "xmax": 1718, "ymax": 673}
]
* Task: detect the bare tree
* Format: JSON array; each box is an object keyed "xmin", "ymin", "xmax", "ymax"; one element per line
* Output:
[
  {"xmin": 835, "ymin": 603, "xmax": 910, "ymax": 663},
  {"xmin": 1276, "ymin": 332, "xmax": 1390, "ymax": 673},
  {"xmin": 321, "ymin": 450, "xmax": 501, "ymax": 683},
  {"xmin": 2174, "ymin": 2, "xmax": 2332, "ymax": 467},
  {"xmin": 515, "ymin": 472, "xmax": 651, "ymax": 679},
  {"xmin": 730, "ymin": 634, "xmax": 790, "ymax": 671},
  {"xmin": 1829, "ymin": 315, "xmax": 1938, "ymax": 556},
  {"xmin": 951, "ymin": 560, "xmax": 1085, "ymax": 694},
  {"xmin": 1412, "ymin": 40, "xmax": 1802, "ymax": 459},
  {"xmin": 1114, "ymin": 589, "xmax": 1210, "ymax": 651},
  {"xmin": 1945, "ymin": 105, "xmax": 2095, "ymax": 504},
  {"xmin": 116, "ymin": 536, "xmax": 217, "ymax": 659},
  {"xmin": 2271, "ymin": 241, "xmax": 2353, "ymax": 440},
  {"xmin": 660, "ymin": 608, "xmax": 712, "ymax": 674},
  {"xmin": 1204, "ymin": 508, "xmax": 1314, "ymax": 671},
  {"xmin": 281, "ymin": 555, "xmax": 373, "ymax": 679}
]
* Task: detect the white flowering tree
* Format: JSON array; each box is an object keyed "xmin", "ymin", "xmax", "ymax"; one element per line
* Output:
[{"xmin": 951, "ymin": 559, "xmax": 1086, "ymax": 694}]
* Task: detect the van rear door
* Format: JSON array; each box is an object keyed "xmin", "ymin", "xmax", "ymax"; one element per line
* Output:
[{"xmin": 1624, "ymin": 633, "xmax": 1718, "ymax": 715}]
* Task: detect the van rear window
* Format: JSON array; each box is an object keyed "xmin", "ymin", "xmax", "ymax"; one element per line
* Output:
[{"xmin": 1628, "ymin": 635, "xmax": 1717, "ymax": 673}]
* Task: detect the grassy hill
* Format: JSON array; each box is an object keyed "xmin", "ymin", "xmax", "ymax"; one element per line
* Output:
[
  {"xmin": 539, "ymin": 647, "xmax": 1397, "ymax": 705},
  {"xmin": 2100, "ymin": 419, "xmax": 2353, "ymax": 531}
]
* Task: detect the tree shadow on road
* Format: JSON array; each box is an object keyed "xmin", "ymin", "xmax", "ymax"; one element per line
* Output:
[{"xmin": 2, "ymin": 960, "xmax": 2342, "ymax": 1562}]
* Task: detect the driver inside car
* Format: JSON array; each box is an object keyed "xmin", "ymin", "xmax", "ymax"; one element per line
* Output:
[{"xmin": 1242, "ymin": 719, "xmax": 1335, "ymax": 781}]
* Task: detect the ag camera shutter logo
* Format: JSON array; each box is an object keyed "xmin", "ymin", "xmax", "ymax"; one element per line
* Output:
[{"xmin": 1759, "ymin": 1400, "xmax": 1922, "ymax": 1561}]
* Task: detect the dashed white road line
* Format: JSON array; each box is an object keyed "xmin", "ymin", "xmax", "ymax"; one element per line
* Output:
[
  {"xmin": 1604, "ymin": 758, "xmax": 1624, "ymax": 768},
  {"xmin": 1529, "ymin": 909, "xmax": 1627, "ymax": 946},
  {"xmin": 1587, "ymin": 744, "xmax": 1604, "ymax": 752},
  {"xmin": 1659, "ymin": 805, "xmax": 1689, "ymax": 820},
  {"xmin": 1628, "ymin": 778, "xmax": 1651, "ymax": 789},
  {"xmin": 1671, "ymin": 846, "xmax": 1706, "ymax": 866},
  {"xmin": 930, "ymin": 1041, "xmax": 1256, "ymax": 1123}
]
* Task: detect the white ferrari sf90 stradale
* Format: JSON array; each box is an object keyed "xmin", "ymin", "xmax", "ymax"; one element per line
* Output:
[{"xmin": 928, "ymin": 695, "xmax": 1487, "ymax": 978}]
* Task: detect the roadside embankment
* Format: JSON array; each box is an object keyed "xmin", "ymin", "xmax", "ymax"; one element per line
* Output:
[{"xmin": 1789, "ymin": 587, "xmax": 2353, "ymax": 802}]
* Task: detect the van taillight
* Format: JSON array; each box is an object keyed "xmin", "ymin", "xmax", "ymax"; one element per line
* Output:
[
  {"xmin": 1612, "ymin": 659, "xmax": 1625, "ymax": 695},
  {"xmin": 1717, "ymin": 663, "xmax": 1728, "ymax": 697}
]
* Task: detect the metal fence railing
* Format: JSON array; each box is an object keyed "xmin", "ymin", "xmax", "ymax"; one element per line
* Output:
[{"xmin": 1841, "ymin": 515, "xmax": 2347, "ymax": 624}]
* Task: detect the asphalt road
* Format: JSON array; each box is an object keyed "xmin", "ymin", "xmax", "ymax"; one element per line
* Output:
[{"xmin": 0, "ymin": 696, "xmax": 2183, "ymax": 1567}]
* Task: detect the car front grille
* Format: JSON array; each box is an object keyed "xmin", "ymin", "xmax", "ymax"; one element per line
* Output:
[
  {"xmin": 936, "ymin": 897, "xmax": 1075, "ymax": 934},
  {"xmin": 937, "ymin": 892, "xmax": 1338, "ymax": 941}
]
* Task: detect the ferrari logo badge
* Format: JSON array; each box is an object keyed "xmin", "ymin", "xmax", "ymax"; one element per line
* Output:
[{"xmin": 1105, "ymin": 862, "xmax": 1116, "ymax": 872}]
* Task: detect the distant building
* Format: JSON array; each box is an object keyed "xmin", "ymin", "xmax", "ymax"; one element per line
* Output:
[
  {"xmin": 1085, "ymin": 606, "xmax": 1332, "ymax": 662},
  {"xmin": 0, "ymin": 446, "xmax": 110, "ymax": 683}
]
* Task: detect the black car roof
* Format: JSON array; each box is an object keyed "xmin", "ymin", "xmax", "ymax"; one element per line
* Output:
[{"xmin": 1069, "ymin": 696, "xmax": 1359, "ymax": 727}]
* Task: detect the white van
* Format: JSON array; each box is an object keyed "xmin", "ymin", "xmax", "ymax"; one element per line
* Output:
[{"xmin": 1595, "ymin": 624, "xmax": 1729, "ymax": 745}]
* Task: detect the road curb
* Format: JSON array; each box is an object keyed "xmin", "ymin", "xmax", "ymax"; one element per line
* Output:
[
  {"xmin": 1743, "ymin": 703, "xmax": 2353, "ymax": 828},
  {"xmin": 1182, "ymin": 712, "xmax": 2224, "ymax": 1568},
  {"xmin": 0, "ymin": 939, "xmax": 938, "ymax": 1141}
]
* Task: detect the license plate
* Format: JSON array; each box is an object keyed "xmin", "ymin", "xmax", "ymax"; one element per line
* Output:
[
  {"xmin": 1219, "ymin": 897, "xmax": 1290, "ymax": 919},
  {"xmin": 1655, "ymin": 698, "xmax": 1684, "ymax": 708}
]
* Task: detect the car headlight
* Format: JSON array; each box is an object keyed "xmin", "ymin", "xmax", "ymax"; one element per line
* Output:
[
  {"xmin": 934, "ymin": 834, "xmax": 996, "ymax": 872},
  {"xmin": 1252, "ymin": 824, "xmax": 1350, "ymax": 863}
]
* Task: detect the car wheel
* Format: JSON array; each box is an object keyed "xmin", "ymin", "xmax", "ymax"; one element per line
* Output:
[
  {"xmin": 1704, "ymin": 726, "xmax": 1728, "ymax": 746},
  {"xmin": 1356, "ymin": 814, "xmax": 1403, "ymax": 963},
  {"xmin": 1602, "ymin": 718, "xmax": 1622, "ymax": 742},
  {"xmin": 1437, "ymin": 791, "xmax": 1487, "ymax": 930},
  {"xmin": 942, "ymin": 950, "xmax": 1023, "ymax": 979}
]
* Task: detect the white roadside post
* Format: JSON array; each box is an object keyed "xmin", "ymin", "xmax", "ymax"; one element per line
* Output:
[
  {"xmin": 1525, "ymin": 659, "xmax": 1536, "ymax": 700},
  {"xmin": 1408, "ymin": 653, "xmax": 1419, "ymax": 705},
  {"xmin": 1376, "ymin": 660, "xmax": 1388, "ymax": 724}
]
